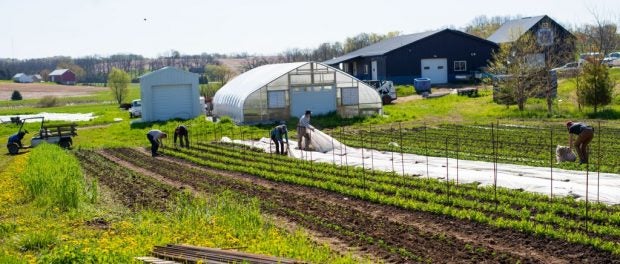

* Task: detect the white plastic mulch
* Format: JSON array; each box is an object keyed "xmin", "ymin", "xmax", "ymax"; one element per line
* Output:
[
  {"xmin": 223, "ymin": 131, "xmax": 620, "ymax": 205},
  {"xmin": 0, "ymin": 112, "xmax": 96, "ymax": 123}
]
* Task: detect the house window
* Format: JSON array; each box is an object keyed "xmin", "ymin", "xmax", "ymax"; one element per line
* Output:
[
  {"xmin": 454, "ymin": 61, "xmax": 467, "ymax": 71},
  {"xmin": 352, "ymin": 62, "xmax": 358, "ymax": 76},
  {"xmin": 268, "ymin": 91, "xmax": 286, "ymax": 108},
  {"xmin": 341, "ymin": 87, "xmax": 359, "ymax": 105},
  {"xmin": 364, "ymin": 64, "xmax": 369, "ymax": 75},
  {"xmin": 342, "ymin": 63, "xmax": 349, "ymax": 73}
]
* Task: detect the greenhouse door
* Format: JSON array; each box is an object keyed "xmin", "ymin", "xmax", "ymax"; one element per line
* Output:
[{"xmin": 290, "ymin": 86, "xmax": 336, "ymax": 117}]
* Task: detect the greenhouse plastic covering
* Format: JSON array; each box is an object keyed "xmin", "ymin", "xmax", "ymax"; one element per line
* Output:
[{"xmin": 213, "ymin": 62, "xmax": 382, "ymax": 123}]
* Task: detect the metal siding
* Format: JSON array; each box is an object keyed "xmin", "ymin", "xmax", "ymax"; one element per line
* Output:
[
  {"xmin": 385, "ymin": 30, "xmax": 497, "ymax": 84},
  {"xmin": 140, "ymin": 67, "xmax": 201, "ymax": 122}
]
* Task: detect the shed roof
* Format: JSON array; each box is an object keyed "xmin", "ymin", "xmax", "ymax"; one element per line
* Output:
[
  {"xmin": 49, "ymin": 69, "xmax": 70, "ymax": 76},
  {"xmin": 12, "ymin": 73, "xmax": 25, "ymax": 78},
  {"xmin": 487, "ymin": 16, "xmax": 545, "ymax": 43},
  {"xmin": 139, "ymin": 66, "xmax": 199, "ymax": 80}
]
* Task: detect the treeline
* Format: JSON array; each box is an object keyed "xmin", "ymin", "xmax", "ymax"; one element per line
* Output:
[{"xmin": 1, "ymin": 15, "xmax": 617, "ymax": 82}]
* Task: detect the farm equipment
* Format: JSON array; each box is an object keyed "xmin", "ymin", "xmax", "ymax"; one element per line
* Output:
[
  {"xmin": 6, "ymin": 117, "xmax": 77, "ymax": 154},
  {"xmin": 363, "ymin": 80, "xmax": 396, "ymax": 104}
]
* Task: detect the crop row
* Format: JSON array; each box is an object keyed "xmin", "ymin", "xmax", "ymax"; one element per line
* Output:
[
  {"xmin": 325, "ymin": 124, "xmax": 620, "ymax": 173},
  {"xmin": 74, "ymin": 150, "xmax": 176, "ymax": 210},
  {"xmin": 106, "ymin": 147, "xmax": 543, "ymax": 263},
  {"xmin": 161, "ymin": 142, "xmax": 620, "ymax": 254}
]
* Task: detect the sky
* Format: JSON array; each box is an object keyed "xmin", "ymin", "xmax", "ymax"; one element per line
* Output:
[{"xmin": 1, "ymin": 0, "xmax": 619, "ymax": 59}]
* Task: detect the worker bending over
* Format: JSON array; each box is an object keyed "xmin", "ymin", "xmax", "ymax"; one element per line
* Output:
[
  {"xmin": 7, "ymin": 130, "xmax": 27, "ymax": 154},
  {"xmin": 147, "ymin": 129, "xmax": 167, "ymax": 157},
  {"xmin": 270, "ymin": 123, "xmax": 289, "ymax": 155},
  {"xmin": 297, "ymin": 110, "xmax": 315, "ymax": 150},
  {"xmin": 174, "ymin": 125, "xmax": 189, "ymax": 148},
  {"xmin": 567, "ymin": 121, "xmax": 594, "ymax": 164}
]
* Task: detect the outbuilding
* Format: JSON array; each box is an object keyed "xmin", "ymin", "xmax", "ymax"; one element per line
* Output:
[
  {"xmin": 12, "ymin": 73, "xmax": 33, "ymax": 83},
  {"xmin": 49, "ymin": 69, "xmax": 77, "ymax": 85},
  {"xmin": 487, "ymin": 15, "xmax": 575, "ymax": 66},
  {"xmin": 213, "ymin": 62, "xmax": 382, "ymax": 124},
  {"xmin": 139, "ymin": 67, "xmax": 202, "ymax": 122},
  {"xmin": 324, "ymin": 29, "xmax": 498, "ymax": 85}
]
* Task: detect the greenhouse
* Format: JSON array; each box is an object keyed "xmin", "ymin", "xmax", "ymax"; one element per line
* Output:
[{"xmin": 213, "ymin": 62, "xmax": 382, "ymax": 124}]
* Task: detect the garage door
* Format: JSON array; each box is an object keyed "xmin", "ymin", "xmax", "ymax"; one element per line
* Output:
[
  {"xmin": 421, "ymin": 58, "xmax": 448, "ymax": 84},
  {"xmin": 290, "ymin": 86, "xmax": 336, "ymax": 117},
  {"xmin": 152, "ymin": 84, "xmax": 192, "ymax": 120}
]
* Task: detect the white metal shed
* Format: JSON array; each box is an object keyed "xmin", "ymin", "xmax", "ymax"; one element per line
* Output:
[
  {"xmin": 139, "ymin": 67, "xmax": 201, "ymax": 122},
  {"xmin": 213, "ymin": 62, "xmax": 382, "ymax": 124}
]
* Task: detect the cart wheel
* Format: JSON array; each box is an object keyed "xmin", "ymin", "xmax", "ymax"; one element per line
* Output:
[
  {"xmin": 59, "ymin": 139, "xmax": 71, "ymax": 149},
  {"xmin": 7, "ymin": 143, "xmax": 19, "ymax": 155},
  {"xmin": 382, "ymin": 95, "xmax": 392, "ymax": 105}
]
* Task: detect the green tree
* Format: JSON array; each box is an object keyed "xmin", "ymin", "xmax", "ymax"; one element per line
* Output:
[
  {"xmin": 204, "ymin": 64, "xmax": 233, "ymax": 84},
  {"xmin": 488, "ymin": 32, "xmax": 544, "ymax": 111},
  {"xmin": 107, "ymin": 67, "xmax": 131, "ymax": 105},
  {"xmin": 576, "ymin": 62, "xmax": 614, "ymax": 114}
]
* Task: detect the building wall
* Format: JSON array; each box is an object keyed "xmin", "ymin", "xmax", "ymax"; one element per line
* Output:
[
  {"xmin": 140, "ymin": 68, "xmax": 201, "ymax": 122},
  {"xmin": 526, "ymin": 17, "xmax": 575, "ymax": 66},
  {"xmin": 385, "ymin": 30, "xmax": 497, "ymax": 84},
  {"xmin": 60, "ymin": 71, "xmax": 76, "ymax": 85}
]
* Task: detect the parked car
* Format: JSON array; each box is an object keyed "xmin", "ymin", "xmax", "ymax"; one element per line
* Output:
[
  {"xmin": 129, "ymin": 99, "xmax": 141, "ymax": 118},
  {"xmin": 603, "ymin": 52, "xmax": 620, "ymax": 67},
  {"xmin": 551, "ymin": 61, "xmax": 584, "ymax": 78}
]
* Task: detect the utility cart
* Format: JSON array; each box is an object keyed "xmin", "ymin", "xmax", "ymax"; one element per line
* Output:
[{"xmin": 6, "ymin": 117, "xmax": 78, "ymax": 154}]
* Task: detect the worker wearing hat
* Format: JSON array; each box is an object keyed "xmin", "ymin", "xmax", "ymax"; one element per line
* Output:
[
  {"xmin": 270, "ymin": 122, "xmax": 289, "ymax": 155},
  {"xmin": 297, "ymin": 110, "xmax": 315, "ymax": 150},
  {"xmin": 567, "ymin": 121, "xmax": 594, "ymax": 164}
]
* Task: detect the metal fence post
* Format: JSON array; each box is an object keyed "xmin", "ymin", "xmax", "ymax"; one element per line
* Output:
[
  {"xmin": 424, "ymin": 123, "xmax": 429, "ymax": 178},
  {"xmin": 597, "ymin": 120, "xmax": 601, "ymax": 203},
  {"xmin": 550, "ymin": 126, "xmax": 554, "ymax": 200},
  {"xmin": 445, "ymin": 138, "xmax": 450, "ymax": 203}
]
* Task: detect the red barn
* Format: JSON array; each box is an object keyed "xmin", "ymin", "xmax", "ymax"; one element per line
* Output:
[{"xmin": 49, "ymin": 69, "xmax": 77, "ymax": 85}]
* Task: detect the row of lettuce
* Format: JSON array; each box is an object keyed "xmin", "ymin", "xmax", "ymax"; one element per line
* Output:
[{"xmin": 163, "ymin": 142, "xmax": 620, "ymax": 255}]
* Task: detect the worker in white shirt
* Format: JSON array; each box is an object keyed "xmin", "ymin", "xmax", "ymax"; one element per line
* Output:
[
  {"xmin": 147, "ymin": 129, "xmax": 167, "ymax": 157},
  {"xmin": 297, "ymin": 110, "xmax": 315, "ymax": 150}
]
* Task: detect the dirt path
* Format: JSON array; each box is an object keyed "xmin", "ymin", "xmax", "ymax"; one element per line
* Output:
[
  {"xmin": 102, "ymin": 147, "xmax": 620, "ymax": 263},
  {"xmin": 0, "ymin": 82, "xmax": 106, "ymax": 100}
]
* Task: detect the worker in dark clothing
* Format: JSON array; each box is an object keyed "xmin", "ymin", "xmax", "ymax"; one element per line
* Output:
[
  {"xmin": 270, "ymin": 123, "xmax": 289, "ymax": 155},
  {"xmin": 147, "ymin": 129, "xmax": 167, "ymax": 157},
  {"xmin": 567, "ymin": 121, "xmax": 594, "ymax": 164},
  {"xmin": 174, "ymin": 125, "xmax": 189, "ymax": 148},
  {"xmin": 7, "ymin": 131, "xmax": 28, "ymax": 154}
]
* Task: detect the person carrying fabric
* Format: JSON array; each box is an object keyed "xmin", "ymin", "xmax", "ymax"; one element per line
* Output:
[
  {"xmin": 174, "ymin": 125, "xmax": 189, "ymax": 148},
  {"xmin": 270, "ymin": 123, "xmax": 289, "ymax": 155},
  {"xmin": 147, "ymin": 129, "xmax": 167, "ymax": 157},
  {"xmin": 567, "ymin": 121, "xmax": 594, "ymax": 164},
  {"xmin": 297, "ymin": 110, "xmax": 315, "ymax": 150}
]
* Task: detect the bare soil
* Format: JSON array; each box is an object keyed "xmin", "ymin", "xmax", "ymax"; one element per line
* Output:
[
  {"xmin": 0, "ymin": 82, "xmax": 106, "ymax": 100},
  {"xmin": 97, "ymin": 147, "xmax": 620, "ymax": 263}
]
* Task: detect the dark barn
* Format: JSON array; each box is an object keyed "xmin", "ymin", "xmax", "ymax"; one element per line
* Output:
[
  {"xmin": 487, "ymin": 15, "xmax": 575, "ymax": 66},
  {"xmin": 324, "ymin": 29, "xmax": 498, "ymax": 85}
]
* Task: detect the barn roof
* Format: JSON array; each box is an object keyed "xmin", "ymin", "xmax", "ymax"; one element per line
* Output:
[
  {"xmin": 324, "ymin": 30, "xmax": 442, "ymax": 65},
  {"xmin": 49, "ymin": 69, "xmax": 70, "ymax": 76},
  {"xmin": 487, "ymin": 15, "xmax": 546, "ymax": 43}
]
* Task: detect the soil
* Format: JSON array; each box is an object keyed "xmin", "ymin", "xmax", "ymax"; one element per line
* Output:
[
  {"xmin": 0, "ymin": 82, "xmax": 106, "ymax": 100},
  {"xmin": 96, "ymin": 147, "xmax": 620, "ymax": 263}
]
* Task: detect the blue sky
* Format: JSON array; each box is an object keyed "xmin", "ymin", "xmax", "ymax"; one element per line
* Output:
[{"xmin": 1, "ymin": 0, "xmax": 618, "ymax": 59}]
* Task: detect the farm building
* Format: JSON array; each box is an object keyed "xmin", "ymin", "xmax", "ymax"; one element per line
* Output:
[
  {"xmin": 12, "ymin": 73, "xmax": 33, "ymax": 83},
  {"xmin": 49, "ymin": 69, "xmax": 77, "ymax": 85},
  {"xmin": 324, "ymin": 29, "xmax": 498, "ymax": 85},
  {"xmin": 213, "ymin": 62, "xmax": 382, "ymax": 124},
  {"xmin": 31, "ymin": 74, "xmax": 42, "ymax": 82},
  {"xmin": 139, "ymin": 67, "xmax": 202, "ymax": 122},
  {"xmin": 487, "ymin": 15, "xmax": 575, "ymax": 66}
]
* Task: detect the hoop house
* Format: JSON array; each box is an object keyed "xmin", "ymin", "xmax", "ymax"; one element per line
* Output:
[{"xmin": 213, "ymin": 62, "xmax": 382, "ymax": 124}]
